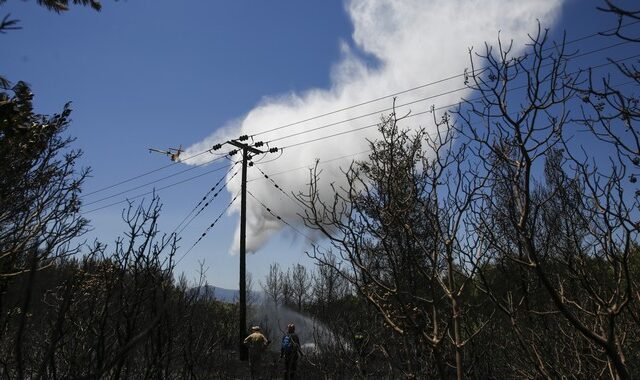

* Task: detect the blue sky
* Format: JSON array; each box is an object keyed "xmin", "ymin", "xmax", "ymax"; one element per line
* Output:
[{"xmin": 2, "ymin": 0, "xmax": 631, "ymax": 289}]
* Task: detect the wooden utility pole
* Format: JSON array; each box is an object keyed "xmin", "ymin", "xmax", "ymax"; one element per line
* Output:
[{"xmin": 228, "ymin": 139, "xmax": 263, "ymax": 362}]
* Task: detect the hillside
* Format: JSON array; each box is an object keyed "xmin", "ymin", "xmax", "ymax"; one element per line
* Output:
[{"xmin": 193, "ymin": 285, "xmax": 264, "ymax": 304}]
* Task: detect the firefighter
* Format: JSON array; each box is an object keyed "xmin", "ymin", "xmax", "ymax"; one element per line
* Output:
[
  {"xmin": 244, "ymin": 326, "xmax": 270, "ymax": 379},
  {"xmin": 281, "ymin": 323, "xmax": 302, "ymax": 380}
]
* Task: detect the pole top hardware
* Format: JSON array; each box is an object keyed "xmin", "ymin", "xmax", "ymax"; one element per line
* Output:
[{"xmin": 228, "ymin": 140, "xmax": 264, "ymax": 155}]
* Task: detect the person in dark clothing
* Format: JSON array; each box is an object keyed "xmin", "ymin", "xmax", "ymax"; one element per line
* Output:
[{"xmin": 280, "ymin": 323, "xmax": 302, "ymax": 380}]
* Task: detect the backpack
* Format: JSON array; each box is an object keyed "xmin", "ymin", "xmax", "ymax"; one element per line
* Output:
[{"xmin": 281, "ymin": 334, "xmax": 293, "ymax": 354}]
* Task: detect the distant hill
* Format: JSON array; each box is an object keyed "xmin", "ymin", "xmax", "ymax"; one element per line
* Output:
[{"xmin": 192, "ymin": 285, "xmax": 263, "ymax": 304}]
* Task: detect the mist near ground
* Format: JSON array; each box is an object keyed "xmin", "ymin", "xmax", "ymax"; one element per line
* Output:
[{"xmin": 248, "ymin": 301, "xmax": 343, "ymax": 354}]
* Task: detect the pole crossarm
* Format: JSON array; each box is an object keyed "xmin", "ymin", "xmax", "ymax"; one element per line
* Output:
[{"xmin": 227, "ymin": 140, "xmax": 264, "ymax": 155}]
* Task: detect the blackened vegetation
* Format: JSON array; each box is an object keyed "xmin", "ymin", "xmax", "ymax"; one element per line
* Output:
[
  {"xmin": 0, "ymin": 199, "xmax": 238, "ymax": 378},
  {"xmin": 296, "ymin": 5, "xmax": 640, "ymax": 380},
  {"xmin": 0, "ymin": 70, "xmax": 237, "ymax": 378}
]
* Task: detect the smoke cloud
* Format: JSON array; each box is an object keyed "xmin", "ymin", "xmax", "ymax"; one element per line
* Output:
[{"xmin": 185, "ymin": 0, "xmax": 564, "ymax": 253}]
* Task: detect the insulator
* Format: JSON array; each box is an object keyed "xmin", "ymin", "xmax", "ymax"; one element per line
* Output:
[
  {"xmin": 254, "ymin": 141, "xmax": 264, "ymax": 147},
  {"xmin": 269, "ymin": 147, "xmax": 279, "ymax": 153},
  {"xmin": 212, "ymin": 143, "xmax": 222, "ymax": 150},
  {"xmin": 239, "ymin": 135, "xmax": 249, "ymax": 141}
]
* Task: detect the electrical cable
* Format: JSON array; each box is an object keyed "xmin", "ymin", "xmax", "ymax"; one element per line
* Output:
[
  {"xmin": 266, "ymin": 43, "xmax": 637, "ymax": 147},
  {"xmin": 249, "ymin": 148, "xmax": 373, "ymax": 183},
  {"xmin": 175, "ymin": 190, "xmax": 242, "ymax": 265},
  {"xmin": 83, "ymin": 161, "xmax": 234, "ymax": 214},
  {"xmin": 83, "ymin": 29, "xmax": 639, "ymax": 216},
  {"xmin": 83, "ymin": 155, "xmax": 228, "ymax": 207},
  {"xmin": 247, "ymin": 22, "xmax": 639, "ymax": 140},
  {"xmin": 84, "ymin": 52, "xmax": 638, "ymax": 215},
  {"xmin": 82, "ymin": 149, "xmax": 213, "ymax": 198},
  {"xmin": 431, "ymin": 56, "xmax": 640, "ymax": 116},
  {"xmin": 172, "ymin": 161, "xmax": 241, "ymax": 235},
  {"xmin": 246, "ymin": 189, "xmax": 315, "ymax": 243},
  {"xmin": 275, "ymin": 54, "xmax": 640, "ymax": 150},
  {"xmin": 176, "ymin": 166, "xmax": 242, "ymax": 236},
  {"xmin": 249, "ymin": 149, "xmax": 283, "ymax": 165},
  {"xmin": 168, "ymin": 22, "xmax": 640, "ymax": 267},
  {"xmin": 253, "ymin": 165, "xmax": 302, "ymax": 207},
  {"xmin": 81, "ymin": 22, "xmax": 638, "ymax": 201}
]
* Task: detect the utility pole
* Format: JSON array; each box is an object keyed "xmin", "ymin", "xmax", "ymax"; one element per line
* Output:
[
  {"xmin": 228, "ymin": 139, "xmax": 263, "ymax": 362},
  {"xmin": 150, "ymin": 138, "xmax": 274, "ymax": 362}
]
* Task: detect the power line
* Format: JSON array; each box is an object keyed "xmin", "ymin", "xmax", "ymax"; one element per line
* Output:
[
  {"xmin": 250, "ymin": 73, "xmax": 480, "ymax": 139},
  {"xmin": 169, "ymin": 22, "xmax": 640, "ymax": 272},
  {"xmin": 172, "ymin": 161, "xmax": 241, "ymax": 236},
  {"xmin": 250, "ymin": 149, "xmax": 284, "ymax": 165},
  {"xmin": 275, "ymin": 53, "xmax": 640, "ymax": 150},
  {"xmin": 432, "ymin": 55, "xmax": 640, "ymax": 115},
  {"xmin": 80, "ymin": 139, "xmax": 274, "ymax": 212},
  {"xmin": 82, "ymin": 25, "xmax": 637, "ymax": 212},
  {"xmin": 253, "ymin": 165, "xmax": 301, "ymax": 206},
  {"xmin": 82, "ymin": 22, "xmax": 637, "ymax": 201},
  {"xmin": 175, "ymin": 150, "xmax": 372, "ymax": 264},
  {"xmin": 81, "ymin": 145, "xmax": 279, "ymax": 214},
  {"xmin": 245, "ymin": 58, "xmax": 640, "ymax": 203},
  {"xmin": 83, "ymin": 155, "xmax": 228, "ymax": 207},
  {"xmin": 175, "ymin": 190, "xmax": 242, "ymax": 265},
  {"xmin": 83, "ymin": 161, "xmax": 234, "ymax": 214},
  {"xmin": 175, "ymin": 166, "xmax": 241, "ymax": 236},
  {"xmin": 174, "ymin": 63, "xmax": 637, "ymax": 263},
  {"xmin": 246, "ymin": 189, "xmax": 315, "ymax": 243},
  {"xmin": 266, "ymin": 86, "xmax": 465, "ymax": 145},
  {"xmin": 248, "ymin": 149, "xmax": 371, "ymax": 183},
  {"xmin": 82, "ymin": 149, "xmax": 214, "ymax": 198},
  {"xmin": 246, "ymin": 25, "xmax": 640, "ymax": 142},
  {"xmin": 85, "ymin": 51, "xmax": 637, "ymax": 215},
  {"xmin": 247, "ymin": 24, "xmax": 638, "ymax": 140},
  {"xmin": 174, "ymin": 144, "xmax": 330, "ymax": 267},
  {"xmin": 265, "ymin": 43, "xmax": 636, "ymax": 148}
]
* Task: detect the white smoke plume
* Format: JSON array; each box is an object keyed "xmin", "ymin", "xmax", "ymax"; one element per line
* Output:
[{"xmin": 185, "ymin": 0, "xmax": 565, "ymax": 253}]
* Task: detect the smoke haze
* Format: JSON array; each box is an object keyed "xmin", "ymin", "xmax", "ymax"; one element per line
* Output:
[{"xmin": 185, "ymin": 0, "xmax": 565, "ymax": 253}]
